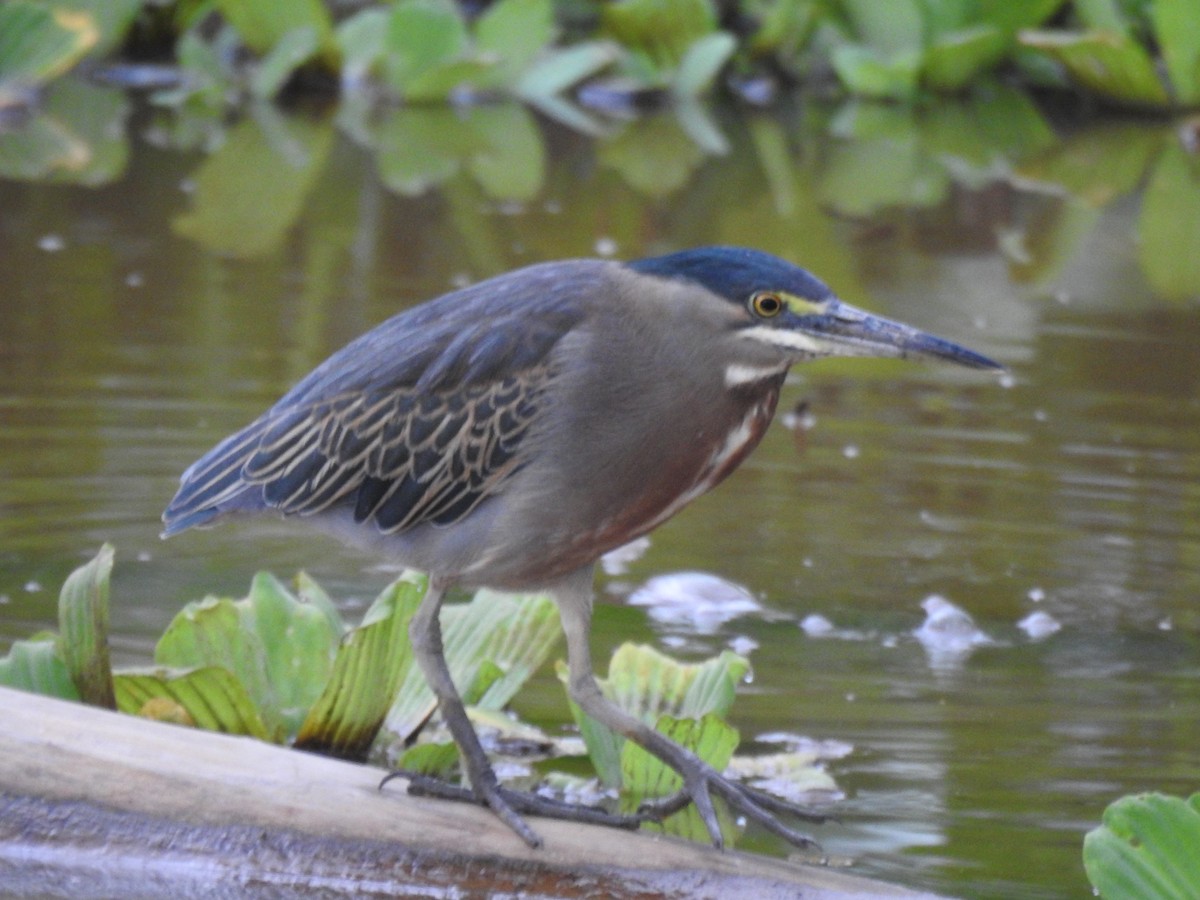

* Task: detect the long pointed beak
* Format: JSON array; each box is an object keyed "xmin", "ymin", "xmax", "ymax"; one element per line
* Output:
[{"xmin": 800, "ymin": 299, "xmax": 1004, "ymax": 370}]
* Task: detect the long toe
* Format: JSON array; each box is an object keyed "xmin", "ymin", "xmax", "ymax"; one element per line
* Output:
[
  {"xmin": 497, "ymin": 788, "xmax": 646, "ymax": 830},
  {"xmin": 385, "ymin": 770, "xmax": 545, "ymax": 848},
  {"xmin": 635, "ymin": 761, "xmax": 822, "ymax": 851},
  {"xmin": 706, "ymin": 775, "xmax": 821, "ymax": 850},
  {"xmin": 391, "ymin": 770, "xmax": 648, "ymax": 840}
]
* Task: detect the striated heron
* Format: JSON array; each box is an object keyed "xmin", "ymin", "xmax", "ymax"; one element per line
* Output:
[{"xmin": 163, "ymin": 246, "xmax": 1002, "ymax": 849}]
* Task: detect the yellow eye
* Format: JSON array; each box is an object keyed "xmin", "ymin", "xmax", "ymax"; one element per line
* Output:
[{"xmin": 750, "ymin": 291, "xmax": 783, "ymax": 318}]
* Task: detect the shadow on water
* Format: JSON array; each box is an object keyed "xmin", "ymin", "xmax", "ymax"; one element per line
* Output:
[{"xmin": 1, "ymin": 82, "xmax": 1199, "ymax": 899}]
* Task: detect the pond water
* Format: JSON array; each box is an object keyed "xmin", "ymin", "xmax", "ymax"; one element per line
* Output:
[{"xmin": 2, "ymin": 83, "xmax": 1199, "ymax": 899}]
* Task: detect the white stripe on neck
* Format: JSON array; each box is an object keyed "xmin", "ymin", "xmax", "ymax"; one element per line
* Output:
[{"xmin": 724, "ymin": 362, "xmax": 787, "ymax": 388}]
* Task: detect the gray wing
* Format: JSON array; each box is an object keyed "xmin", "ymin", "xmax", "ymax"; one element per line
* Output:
[{"xmin": 162, "ymin": 265, "xmax": 591, "ymax": 537}]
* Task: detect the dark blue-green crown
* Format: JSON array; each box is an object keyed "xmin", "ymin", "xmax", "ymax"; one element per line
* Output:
[{"xmin": 627, "ymin": 246, "xmax": 834, "ymax": 304}]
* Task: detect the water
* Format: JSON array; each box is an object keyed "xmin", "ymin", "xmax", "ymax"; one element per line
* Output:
[{"xmin": 2, "ymin": 85, "xmax": 1199, "ymax": 899}]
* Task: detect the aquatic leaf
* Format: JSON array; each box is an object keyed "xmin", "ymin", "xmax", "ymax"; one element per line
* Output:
[
  {"xmin": 915, "ymin": 87, "xmax": 1055, "ymax": 182},
  {"xmin": 748, "ymin": 0, "xmax": 816, "ymax": 57},
  {"xmin": 172, "ymin": 110, "xmax": 333, "ymax": 257},
  {"xmin": 726, "ymin": 750, "xmax": 840, "ymax": 802},
  {"xmin": 599, "ymin": 113, "xmax": 706, "ymax": 197},
  {"xmin": 375, "ymin": 106, "xmax": 480, "ymax": 195},
  {"xmin": 251, "ymin": 26, "xmax": 320, "ymax": 99},
  {"xmin": 475, "ymin": 0, "xmax": 556, "ymax": 87},
  {"xmin": 395, "ymin": 740, "xmax": 460, "ymax": 777},
  {"xmin": 155, "ymin": 571, "xmax": 343, "ymax": 741},
  {"xmin": 1084, "ymin": 792, "xmax": 1200, "ymax": 899},
  {"xmin": 838, "ymin": 0, "xmax": 922, "ymax": 56},
  {"xmin": 515, "ymin": 42, "xmax": 617, "ymax": 134},
  {"xmin": 466, "ymin": 104, "xmax": 545, "ymax": 201},
  {"xmin": 0, "ymin": 115, "xmax": 82, "ymax": 181},
  {"xmin": 114, "ymin": 665, "xmax": 271, "ymax": 739},
  {"xmin": 57, "ymin": 543, "xmax": 115, "ymax": 709},
  {"xmin": 336, "ymin": 8, "xmax": 388, "ymax": 84},
  {"xmin": 0, "ymin": 634, "xmax": 80, "ymax": 701},
  {"xmin": 0, "ymin": 79, "xmax": 127, "ymax": 187},
  {"xmin": 404, "ymin": 58, "xmax": 497, "ymax": 103},
  {"xmin": 1152, "ymin": 0, "xmax": 1200, "ymax": 106},
  {"xmin": 977, "ymin": 0, "xmax": 1065, "ymax": 34},
  {"xmin": 152, "ymin": 29, "xmax": 235, "ymax": 112},
  {"xmin": 38, "ymin": 80, "xmax": 131, "ymax": 186},
  {"xmin": 602, "ymin": 0, "xmax": 717, "ymax": 72},
  {"xmin": 747, "ymin": 115, "xmax": 796, "ymax": 216},
  {"xmin": 620, "ymin": 713, "xmax": 739, "ymax": 843},
  {"xmin": 523, "ymin": 92, "xmax": 606, "ymax": 135},
  {"xmin": 621, "ymin": 713, "xmax": 738, "ymax": 798},
  {"xmin": 382, "ymin": 0, "xmax": 469, "ymax": 96},
  {"xmin": 0, "ymin": 79, "xmax": 129, "ymax": 185},
  {"xmin": 58, "ymin": 0, "xmax": 140, "ymax": 56},
  {"xmin": 137, "ymin": 695, "xmax": 195, "ymax": 727},
  {"xmin": 212, "ymin": 0, "xmax": 334, "ymax": 62},
  {"xmin": 820, "ymin": 107, "xmax": 948, "ymax": 214},
  {"xmin": 1016, "ymin": 123, "xmax": 1162, "ymax": 204},
  {"xmin": 673, "ymin": 32, "xmax": 736, "ymax": 97},
  {"xmin": 923, "ymin": 25, "xmax": 1009, "ymax": 91},
  {"xmin": 830, "ymin": 44, "xmax": 922, "ymax": 101},
  {"xmin": 1019, "ymin": 30, "xmax": 1169, "ymax": 108},
  {"xmin": 514, "ymin": 41, "xmax": 618, "ymax": 100},
  {"xmin": 1138, "ymin": 141, "xmax": 1200, "ymax": 301},
  {"xmin": 1007, "ymin": 199, "xmax": 1102, "ymax": 286},
  {"xmin": 294, "ymin": 573, "xmax": 426, "ymax": 760},
  {"xmin": 558, "ymin": 644, "xmax": 748, "ymax": 788},
  {"xmin": 383, "ymin": 589, "xmax": 561, "ymax": 741},
  {"xmin": 674, "ymin": 97, "xmax": 728, "ymax": 156},
  {"xmin": 0, "ymin": 1, "xmax": 98, "ymax": 93},
  {"xmin": 963, "ymin": 86, "xmax": 1056, "ymax": 160},
  {"xmin": 1073, "ymin": 0, "xmax": 1133, "ymax": 34}
]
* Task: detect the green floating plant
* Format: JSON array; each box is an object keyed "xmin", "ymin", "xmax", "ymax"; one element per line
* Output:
[
  {"xmin": 0, "ymin": 546, "xmax": 838, "ymax": 846},
  {"xmin": 334, "ymin": 0, "xmax": 614, "ymax": 108},
  {"xmin": 0, "ymin": 80, "xmax": 131, "ymax": 186},
  {"xmin": 154, "ymin": 570, "xmax": 344, "ymax": 742},
  {"xmin": 172, "ymin": 108, "xmax": 334, "ymax": 258},
  {"xmin": 383, "ymin": 587, "xmax": 562, "ymax": 744},
  {"xmin": 0, "ymin": 2, "xmax": 98, "ymax": 101},
  {"xmin": 0, "ymin": 0, "xmax": 141, "ymax": 111},
  {"xmin": 1084, "ymin": 792, "xmax": 1200, "ymax": 898},
  {"xmin": 600, "ymin": 0, "xmax": 736, "ymax": 98},
  {"xmin": 1011, "ymin": 120, "xmax": 1200, "ymax": 301},
  {"xmin": 0, "ymin": 633, "xmax": 79, "ymax": 701},
  {"xmin": 555, "ymin": 643, "xmax": 834, "ymax": 844},
  {"xmin": 826, "ymin": 0, "xmax": 1063, "ymax": 102},
  {"xmin": 294, "ymin": 572, "xmax": 425, "ymax": 759},
  {"xmin": 557, "ymin": 643, "xmax": 749, "ymax": 790},
  {"xmin": 1020, "ymin": 0, "xmax": 1200, "ymax": 109},
  {"xmin": 116, "ymin": 665, "xmax": 272, "ymax": 738},
  {"xmin": 0, "ymin": 546, "xmax": 563, "ymax": 771},
  {"xmin": 212, "ymin": 0, "xmax": 336, "ymax": 67},
  {"xmin": 57, "ymin": 543, "xmax": 116, "ymax": 709}
]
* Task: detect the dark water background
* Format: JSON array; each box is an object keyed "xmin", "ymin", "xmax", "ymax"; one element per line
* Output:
[{"xmin": 2, "ymin": 82, "xmax": 1199, "ymax": 898}]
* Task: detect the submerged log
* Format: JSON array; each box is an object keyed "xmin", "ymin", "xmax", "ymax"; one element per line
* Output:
[{"xmin": 0, "ymin": 686, "xmax": 944, "ymax": 899}]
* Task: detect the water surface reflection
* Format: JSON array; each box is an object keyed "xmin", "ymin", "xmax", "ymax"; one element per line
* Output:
[{"xmin": 1, "ymin": 89, "xmax": 1198, "ymax": 900}]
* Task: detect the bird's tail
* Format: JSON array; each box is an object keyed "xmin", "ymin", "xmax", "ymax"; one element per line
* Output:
[{"xmin": 161, "ymin": 423, "xmax": 267, "ymax": 537}]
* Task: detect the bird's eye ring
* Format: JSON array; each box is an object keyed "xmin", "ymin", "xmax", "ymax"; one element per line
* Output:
[{"xmin": 750, "ymin": 291, "xmax": 784, "ymax": 318}]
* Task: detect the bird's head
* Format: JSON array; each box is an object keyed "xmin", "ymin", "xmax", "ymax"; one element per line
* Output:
[{"xmin": 628, "ymin": 246, "xmax": 1003, "ymax": 374}]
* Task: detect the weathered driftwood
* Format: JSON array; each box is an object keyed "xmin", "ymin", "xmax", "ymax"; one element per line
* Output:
[{"xmin": 0, "ymin": 686, "xmax": 945, "ymax": 899}]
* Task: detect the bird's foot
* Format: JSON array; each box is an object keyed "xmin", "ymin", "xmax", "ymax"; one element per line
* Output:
[
  {"xmin": 636, "ymin": 754, "xmax": 825, "ymax": 851},
  {"xmin": 381, "ymin": 769, "xmax": 646, "ymax": 848}
]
